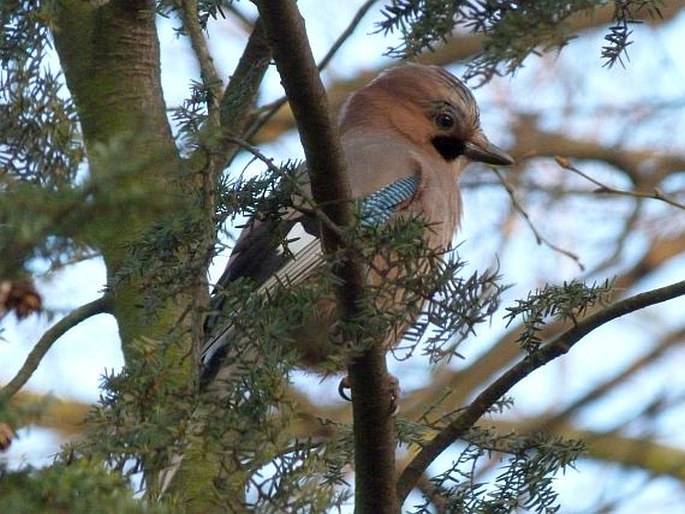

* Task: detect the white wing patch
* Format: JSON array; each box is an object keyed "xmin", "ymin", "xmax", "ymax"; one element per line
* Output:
[{"xmin": 264, "ymin": 221, "xmax": 322, "ymax": 292}]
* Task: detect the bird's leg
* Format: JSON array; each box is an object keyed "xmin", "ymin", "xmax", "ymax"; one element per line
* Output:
[
  {"xmin": 337, "ymin": 375, "xmax": 352, "ymax": 401},
  {"xmin": 337, "ymin": 374, "xmax": 401, "ymax": 415}
]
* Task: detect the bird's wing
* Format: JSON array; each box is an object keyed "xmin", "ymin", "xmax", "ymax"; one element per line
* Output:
[{"xmin": 200, "ymin": 173, "xmax": 420, "ymax": 383}]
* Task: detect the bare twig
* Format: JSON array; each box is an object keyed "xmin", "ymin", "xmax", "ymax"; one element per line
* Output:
[
  {"xmin": 0, "ymin": 295, "xmax": 112, "ymax": 404},
  {"xmin": 492, "ymin": 167, "xmax": 585, "ymax": 270},
  {"xmin": 556, "ymin": 156, "xmax": 685, "ymax": 211},
  {"xmin": 223, "ymin": 135, "xmax": 282, "ymax": 175},
  {"xmin": 397, "ymin": 279, "xmax": 685, "ymax": 502}
]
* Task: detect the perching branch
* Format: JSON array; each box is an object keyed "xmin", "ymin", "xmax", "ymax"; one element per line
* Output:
[
  {"xmin": 251, "ymin": 1, "xmax": 399, "ymax": 512},
  {"xmin": 397, "ymin": 279, "xmax": 685, "ymax": 502},
  {"xmin": 0, "ymin": 295, "xmax": 112, "ymax": 404}
]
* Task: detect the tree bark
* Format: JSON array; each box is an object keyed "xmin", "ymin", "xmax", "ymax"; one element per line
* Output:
[{"xmin": 252, "ymin": 1, "xmax": 399, "ymax": 512}]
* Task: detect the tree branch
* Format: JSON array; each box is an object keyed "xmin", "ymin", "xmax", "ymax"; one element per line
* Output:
[
  {"xmin": 397, "ymin": 279, "xmax": 685, "ymax": 502},
  {"xmin": 177, "ymin": 0, "xmax": 222, "ymax": 115},
  {"xmin": 251, "ymin": 1, "xmax": 398, "ymax": 512},
  {"xmin": 217, "ymin": 18, "xmax": 271, "ymax": 167},
  {"xmin": 185, "ymin": 18, "xmax": 271, "ymax": 190},
  {"xmin": 0, "ymin": 295, "xmax": 112, "ymax": 404}
]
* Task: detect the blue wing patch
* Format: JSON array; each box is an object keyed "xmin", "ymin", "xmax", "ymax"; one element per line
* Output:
[{"xmin": 358, "ymin": 174, "xmax": 419, "ymax": 227}]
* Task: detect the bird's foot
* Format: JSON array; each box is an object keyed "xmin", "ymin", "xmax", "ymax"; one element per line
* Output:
[
  {"xmin": 337, "ymin": 374, "xmax": 400, "ymax": 415},
  {"xmin": 337, "ymin": 376, "xmax": 352, "ymax": 401}
]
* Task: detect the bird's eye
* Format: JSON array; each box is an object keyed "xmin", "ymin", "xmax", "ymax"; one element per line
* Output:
[{"xmin": 435, "ymin": 112, "xmax": 455, "ymax": 130}]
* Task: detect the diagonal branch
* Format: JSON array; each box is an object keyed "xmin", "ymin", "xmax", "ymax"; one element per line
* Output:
[
  {"xmin": 184, "ymin": 17, "xmax": 271, "ymax": 193},
  {"xmin": 397, "ymin": 279, "xmax": 685, "ymax": 502},
  {"xmin": 217, "ymin": 18, "xmax": 271, "ymax": 164},
  {"xmin": 0, "ymin": 295, "xmax": 112, "ymax": 404}
]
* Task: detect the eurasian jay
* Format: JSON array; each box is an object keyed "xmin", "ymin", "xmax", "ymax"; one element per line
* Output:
[{"xmin": 200, "ymin": 63, "xmax": 514, "ymax": 388}]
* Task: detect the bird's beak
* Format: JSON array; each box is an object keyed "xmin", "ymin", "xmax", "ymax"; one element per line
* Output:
[{"xmin": 464, "ymin": 133, "xmax": 515, "ymax": 166}]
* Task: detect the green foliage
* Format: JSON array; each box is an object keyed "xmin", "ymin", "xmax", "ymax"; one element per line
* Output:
[
  {"xmin": 377, "ymin": 0, "xmax": 664, "ymax": 82},
  {"xmin": 0, "ymin": 180, "xmax": 86, "ymax": 277},
  {"xmin": 354, "ymin": 217, "xmax": 507, "ymax": 363},
  {"xmin": 70, "ymin": 336, "xmax": 196, "ymax": 483},
  {"xmin": 169, "ymin": 81, "xmax": 210, "ymax": 157},
  {"xmin": 114, "ymin": 210, "xmax": 207, "ymax": 317},
  {"xmin": 0, "ymin": 1, "xmax": 87, "ymax": 277},
  {"xmin": 216, "ymin": 160, "xmax": 304, "ymax": 234},
  {"xmin": 67, "ymin": 271, "xmax": 348, "ymax": 510},
  {"xmin": 504, "ymin": 279, "xmax": 615, "ymax": 352},
  {"xmin": 408, "ymin": 426, "xmax": 584, "ymax": 514},
  {"xmin": 421, "ymin": 259, "xmax": 506, "ymax": 363},
  {"xmin": 0, "ymin": 135, "xmax": 183, "ymax": 278},
  {"xmin": 0, "ymin": 460, "xmax": 170, "ymax": 514},
  {"xmin": 184, "ymin": 281, "xmax": 352, "ymax": 510},
  {"xmin": 0, "ymin": 0, "xmax": 84, "ymax": 187},
  {"xmin": 602, "ymin": 1, "xmax": 665, "ymax": 67}
]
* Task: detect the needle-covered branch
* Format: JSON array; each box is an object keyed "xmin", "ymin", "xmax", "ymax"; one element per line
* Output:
[{"xmin": 397, "ymin": 279, "xmax": 685, "ymax": 502}]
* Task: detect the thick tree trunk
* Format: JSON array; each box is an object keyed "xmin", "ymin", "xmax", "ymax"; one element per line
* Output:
[
  {"xmin": 52, "ymin": 0, "xmax": 192, "ymax": 358},
  {"xmin": 52, "ymin": 1, "xmax": 198, "ymax": 497}
]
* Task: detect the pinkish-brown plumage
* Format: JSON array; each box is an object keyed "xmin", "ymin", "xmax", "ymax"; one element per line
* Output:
[
  {"xmin": 201, "ymin": 63, "xmax": 513, "ymax": 381},
  {"xmin": 340, "ymin": 63, "xmax": 512, "ymax": 249}
]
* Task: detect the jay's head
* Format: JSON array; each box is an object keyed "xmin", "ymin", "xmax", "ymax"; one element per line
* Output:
[{"xmin": 340, "ymin": 63, "xmax": 514, "ymax": 167}]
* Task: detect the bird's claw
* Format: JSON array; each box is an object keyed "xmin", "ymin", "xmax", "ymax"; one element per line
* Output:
[
  {"xmin": 337, "ymin": 374, "xmax": 400, "ymax": 415},
  {"xmin": 337, "ymin": 376, "xmax": 352, "ymax": 401}
]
